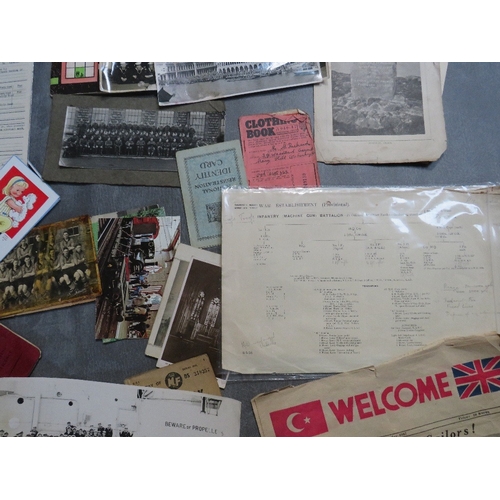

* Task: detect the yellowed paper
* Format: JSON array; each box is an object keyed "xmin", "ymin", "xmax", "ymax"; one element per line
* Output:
[
  {"xmin": 124, "ymin": 354, "xmax": 221, "ymax": 396},
  {"xmin": 222, "ymin": 186, "xmax": 500, "ymax": 374}
]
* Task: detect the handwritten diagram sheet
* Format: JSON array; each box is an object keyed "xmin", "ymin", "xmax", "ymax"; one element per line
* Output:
[{"xmin": 221, "ymin": 186, "xmax": 500, "ymax": 374}]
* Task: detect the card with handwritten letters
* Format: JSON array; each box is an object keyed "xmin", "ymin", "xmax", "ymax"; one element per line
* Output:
[{"xmin": 238, "ymin": 109, "xmax": 319, "ymax": 189}]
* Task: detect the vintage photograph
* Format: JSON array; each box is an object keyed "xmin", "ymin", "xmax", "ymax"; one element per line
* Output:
[
  {"xmin": 146, "ymin": 258, "xmax": 190, "ymax": 357},
  {"xmin": 0, "ymin": 216, "xmax": 101, "ymax": 319},
  {"xmin": 330, "ymin": 62, "xmax": 425, "ymax": 136},
  {"xmin": 159, "ymin": 257, "xmax": 226, "ymax": 380},
  {"xmin": 95, "ymin": 214, "xmax": 180, "ymax": 341},
  {"xmin": 59, "ymin": 104, "xmax": 225, "ymax": 172},
  {"xmin": 0, "ymin": 377, "xmax": 240, "ymax": 437},
  {"xmin": 313, "ymin": 62, "xmax": 446, "ymax": 164},
  {"xmin": 99, "ymin": 62, "xmax": 157, "ymax": 93},
  {"xmin": 155, "ymin": 62, "xmax": 322, "ymax": 106}
]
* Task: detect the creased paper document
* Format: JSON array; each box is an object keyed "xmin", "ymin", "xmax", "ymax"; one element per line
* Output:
[
  {"xmin": 221, "ymin": 186, "xmax": 500, "ymax": 374},
  {"xmin": 313, "ymin": 62, "xmax": 446, "ymax": 164},
  {"xmin": 252, "ymin": 333, "xmax": 500, "ymax": 437}
]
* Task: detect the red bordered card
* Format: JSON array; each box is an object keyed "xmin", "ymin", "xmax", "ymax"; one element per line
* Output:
[{"xmin": 0, "ymin": 156, "xmax": 60, "ymax": 262}]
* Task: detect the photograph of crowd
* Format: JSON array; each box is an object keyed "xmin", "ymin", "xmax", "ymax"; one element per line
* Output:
[
  {"xmin": 95, "ymin": 215, "xmax": 180, "ymax": 341},
  {"xmin": 0, "ymin": 422, "xmax": 133, "ymax": 437},
  {"xmin": 59, "ymin": 105, "xmax": 225, "ymax": 172},
  {"xmin": 0, "ymin": 216, "xmax": 101, "ymax": 318}
]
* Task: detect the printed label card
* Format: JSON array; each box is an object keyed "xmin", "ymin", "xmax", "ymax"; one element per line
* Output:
[{"xmin": 125, "ymin": 354, "xmax": 221, "ymax": 396}]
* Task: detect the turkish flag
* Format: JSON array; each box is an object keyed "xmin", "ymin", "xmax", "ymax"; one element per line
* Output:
[{"xmin": 269, "ymin": 400, "xmax": 328, "ymax": 437}]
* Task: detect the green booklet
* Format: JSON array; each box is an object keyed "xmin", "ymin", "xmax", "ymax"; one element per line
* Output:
[{"xmin": 176, "ymin": 140, "xmax": 247, "ymax": 249}]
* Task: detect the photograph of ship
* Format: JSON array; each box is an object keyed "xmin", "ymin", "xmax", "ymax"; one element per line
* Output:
[{"xmin": 0, "ymin": 377, "xmax": 236, "ymax": 437}]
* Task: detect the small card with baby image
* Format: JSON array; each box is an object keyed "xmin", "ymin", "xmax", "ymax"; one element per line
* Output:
[{"xmin": 0, "ymin": 156, "xmax": 60, "ymax": 262}]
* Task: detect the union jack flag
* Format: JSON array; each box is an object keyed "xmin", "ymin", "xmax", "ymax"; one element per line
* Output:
[{"xmin": 452, "ymin": 356, "xmax": 500, "ymax": 399}]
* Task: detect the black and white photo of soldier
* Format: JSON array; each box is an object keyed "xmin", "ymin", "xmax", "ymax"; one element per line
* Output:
[
  {"xmin": 330, "ymin": 62, "xmax": 425, "ymax": 136},
  {"xmin": 59, "ymin": 105, "xmax": 225, "ymax": 172},
  {"xmin": 100, "ymin": 62, "xmax": 157, "ymax": 93}
]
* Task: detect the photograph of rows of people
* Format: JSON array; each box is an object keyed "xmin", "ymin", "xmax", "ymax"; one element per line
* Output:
[
  {"xmin": 0, "ymin": 218, "xmax": 100, "ymax": 317},
  {"xmin": 60, "ymin": 106, "xmax": 225, "ymax": 165}
]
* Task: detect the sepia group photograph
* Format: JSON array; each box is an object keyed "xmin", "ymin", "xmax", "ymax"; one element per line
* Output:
[{"xmin": 0, "ymin": 216, "xmax": 101, "ymax": 319}]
